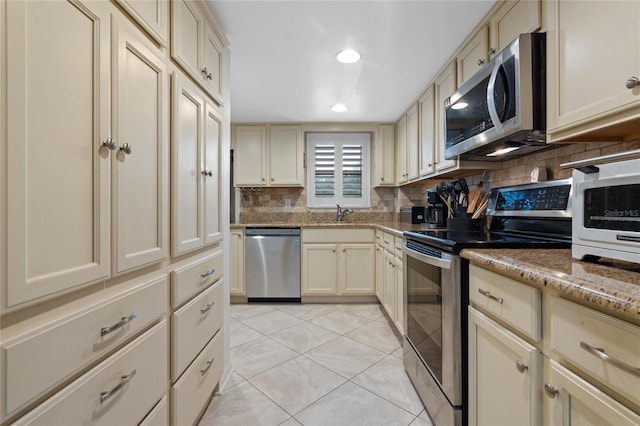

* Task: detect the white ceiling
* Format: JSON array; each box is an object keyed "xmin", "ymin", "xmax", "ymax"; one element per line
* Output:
[{"xmin": 206, "ymin": 0, "xmax": 497, "ymax": 123}]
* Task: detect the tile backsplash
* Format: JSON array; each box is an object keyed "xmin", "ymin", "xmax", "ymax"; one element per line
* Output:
[{"xmin": 238, "ymin": 139, "xmax": 639, "ymax": 222}]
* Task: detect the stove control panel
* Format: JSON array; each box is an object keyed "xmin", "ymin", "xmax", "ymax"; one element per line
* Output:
[{"xmin": 487, "ymin": 179, "xmax": 573, "ymax": 218}]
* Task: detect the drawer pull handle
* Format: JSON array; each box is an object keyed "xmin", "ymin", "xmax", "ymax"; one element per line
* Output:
[
  {"xmin": 580, "ymin": 341, "xmax": 640, "ymax": 377},
  {"xmin": 200, "ymin": 302, "xmax": 215, "ymax": 314},
  {"xmin": 100, "ymin": 369, "xmax": 137, "ymax": 403},
  {"xmin": 200, "ymin": 358, "xmax": 215, "ymax": 375},
  {"xmin": 478, "ymin": 288, "xmax": 504, "ymax": 304},
  {"xmin": 100, "ymin": 312, "xmax": 137, "ymax": 337},
  {"xmin": 200, "ymin": 268, "xmax": 215, "ymax": 278},
  {"xmin": 515, "ymin": 360, "xmax": 528, "ymax": 373},
  {"xmin": 543, "ymin": 383, "xmax": 559, "ymax": 398}
]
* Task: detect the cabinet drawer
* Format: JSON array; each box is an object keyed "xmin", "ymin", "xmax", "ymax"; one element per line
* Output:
[
  {"xmin": 1, "ymin": 276, "xmax": 167, "ymax": 420},
  {"xmin": 550, "ymin": 297, "xmax": 640, "ymax": 407},
  {"xmin": 171, "ymin": 250, "xmax": 223, "ymax": 308},
  {"xmin": 303, "ymin": 228, "xmax": 374, "ymax": 243},
  {"xmin": 171, "ymin": 329, "xmax": 223, "ymax": 426},
  {"xmin": 171, "ymin": 280, "xmax": 223, "ymax": 381},
  {"xmin": 468, "ymin": 265, "xmax": 541, "ymax": 341},
  {"xmin": 375, "ymin": 229, "xmax": 384, "ymax": 245},
  {"xmin": 382, "ymin": 232, "xmax": 394, "ymax": 253},
  {"xmin": 13, "ymin": 321, "xmax": 168, "ymax": 426},
  {"xmin": 140, "ymin": 396, "xmax": 168, "ymax": 426},
  {"xmin": 394, "ymin": 235, "xmax": 403, "ymax": 259}
]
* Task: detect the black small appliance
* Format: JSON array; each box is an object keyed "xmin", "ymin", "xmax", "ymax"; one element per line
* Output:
[{"xmin": 424, "ymin": 190, "xmax": 447, "ymax": 228}]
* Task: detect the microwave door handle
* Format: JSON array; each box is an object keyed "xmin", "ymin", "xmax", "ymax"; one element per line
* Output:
[{"xmin": 487, "ymin": 61, "xmax": 503, "ymax": 129}]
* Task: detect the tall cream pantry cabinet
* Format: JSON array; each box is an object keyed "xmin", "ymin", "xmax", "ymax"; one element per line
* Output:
[{"xmin": 1, "ymin": 1, "xmax": 231, "ymax": 425}]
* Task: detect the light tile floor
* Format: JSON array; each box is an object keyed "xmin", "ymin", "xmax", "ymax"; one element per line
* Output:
[{"xmin": 199, "ymin": 303, "xmax": 434, "ymax": 426}]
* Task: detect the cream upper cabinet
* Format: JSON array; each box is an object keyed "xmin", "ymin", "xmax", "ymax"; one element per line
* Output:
[
  {"xmin": 340, "ymin": 244, "xmax": 375, "ymax": 295},
  {"xmin": 434, "ymin": 61, "xmax": 458, "ymax": 172},
  {"xmin": 112, "ymin": 19, "xmax": 169, "ymax": 275},
  {"xmin": 268, "ymin": 125, "xmax": 304, "ymax": 186},
  {"xmin": 4, "ymin": 0, "xmax": 111, "ymax": 309},
  {"xmin": 171, "ymin": 0, "xmax": 224, "ymax": 106},
  {"xmin": 406, "ymin": 103, "xmax": 420, "ymax": 181},
  {"xmin": 234, "ymin": 125, "xmax": 267, "ymax": 186},
  {"xmin": 396, "ymin": 115, "xmax": 408, "ymax": 184},
  {"xmin": 229, "ymin": 230, "xmax": 245, "ymax": 296},
  {"xmin": 114, "ymin": 0, "xmax": 169, "ymax": 47},
  {"xmin": 171, "ymin": 75, "xmax": 222, "ymax": 256},
  {"xmin": 547, "ymin": 0, "xmax": 640, "ymax": 141},
  {"xmin": 418, "ymin": 85, "xmax": 435, "ymax": 177},
  {"xmin": 468, "ymin": 307, "xmax": 541, "ymax": 426},
  {"xmin": 373, "ymin": 124, "xmax": 395, "ymax": 187},
  {"xmin": 457, "ymin": 26, "xmax": 489, "ymax": 86},
  {"xmin": 234, "ymin": 124, "xmax": 303, "ymax": 187},
  {"xmin": 544, "ymin": 359, "xmax": 640, "ymax": 426},
  {"xmin": 489, "ymin": 0, "xmax": 541, "ymax": 59}
]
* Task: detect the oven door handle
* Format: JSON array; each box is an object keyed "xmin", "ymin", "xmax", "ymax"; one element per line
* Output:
[{"xmin": 402, "ymin": 240, "xmax": 452, "ymax": 270}]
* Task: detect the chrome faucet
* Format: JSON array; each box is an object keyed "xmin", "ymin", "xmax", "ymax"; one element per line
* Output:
[{"xmin": 336, "ymin": 204, "xmax": 353, "ymax": 222}]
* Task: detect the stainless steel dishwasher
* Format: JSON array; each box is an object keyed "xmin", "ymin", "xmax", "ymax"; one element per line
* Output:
[{"xmin": 245, "ymin": 228, "xmax": 301, "ymax": 302}]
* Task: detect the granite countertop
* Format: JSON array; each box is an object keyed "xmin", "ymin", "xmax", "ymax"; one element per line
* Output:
[
  {"xmin": 230, "ymin": 221, "xmax": 427, "ymax": 236},
  {"xmin": 461, "ymin": 248, "xmax": 640, "ymax": 324}
]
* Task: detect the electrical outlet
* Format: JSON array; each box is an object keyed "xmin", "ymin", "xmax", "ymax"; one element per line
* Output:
[{"xmin": 284, "ymin": 198, "xmax": 292, "ymax": 208}]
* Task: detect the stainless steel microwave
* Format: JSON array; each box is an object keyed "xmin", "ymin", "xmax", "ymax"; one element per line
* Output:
[
  {"xmin": 444, "ymin": 33, "xmax": 547, "ymax": 161},
  {"xmin": 569, "ymin": 153, "xmax": 640, "ymax": 264}
]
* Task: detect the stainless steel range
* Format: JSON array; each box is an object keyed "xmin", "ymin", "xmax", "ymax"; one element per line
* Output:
[{"xmin": 402, "ymin": 179, "xmax": 573, "ymax": 426}]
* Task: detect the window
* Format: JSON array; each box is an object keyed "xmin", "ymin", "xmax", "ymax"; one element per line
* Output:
[{"xmin": 306, "ymin": 133, "xmax": 370, "ymax": 208}]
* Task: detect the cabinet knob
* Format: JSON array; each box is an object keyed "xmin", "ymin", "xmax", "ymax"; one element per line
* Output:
[
  {"xmin": 625, "ymin": 76, "xmax": 639, "ymax": 89},
  {"xmin": 381, "ymin": 177, "xmax": 385, "ymax": 181},
  {"xmin": 201, "ymin": 67, "xmax": 212, "ymax": 80},
  {"xmin": 488, "ymin": 47, "xmax": 496, "ymax": 56},
  {"xmin": 119, "ymin": 143, "xmax": 133, "ymax": 155},
  {"xmin": 201, "ymin": 169, "xmax": 213, "ymax": 177},
  {"xmin": 102, "ymin": 137, "xmax": 117, "ymax": 151},
  {"xmin": 515, "ymin": 360, "xmax": 528, "ymax": 373},
  {"xmin": 544, "ymin": 383, "xmax": 559, "ymax": 398},
  {"xmin": 477, "ymin": 59, "xmax": 485, "ymax": 66},
  {"xmin": 342, "ymin": 248, "xmax": 346, "ymax": 252},
  {"xmin": 261, "ymin": 177, "xmax": 265, "ymax": 182},
  {"xmin": 271, "ymin": 177, "xmax": 275, "ymax": 181},
  {"xmin": 332, "ymin": 249, "xmax": 336, "ymax": 253}
]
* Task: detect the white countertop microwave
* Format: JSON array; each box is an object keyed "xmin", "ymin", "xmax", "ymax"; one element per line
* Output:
[{"xmin": 568, "ymin": 152, "xmax": 640, "ymax": 264}]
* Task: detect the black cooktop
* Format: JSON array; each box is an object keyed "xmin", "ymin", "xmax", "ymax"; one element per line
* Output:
[{"xmin": 404, "ymin": 229, "xmax": 571, "ymax": 253}]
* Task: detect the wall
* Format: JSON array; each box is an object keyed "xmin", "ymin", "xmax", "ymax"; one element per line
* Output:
[{"xmin": 238, "ymin": 138, "xmax": 640, "ymax": 222}]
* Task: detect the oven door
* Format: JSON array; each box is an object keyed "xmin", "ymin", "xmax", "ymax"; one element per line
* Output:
[{"xmin": 403, "ymin": 239, "xmax": 462, "ymax": 406}]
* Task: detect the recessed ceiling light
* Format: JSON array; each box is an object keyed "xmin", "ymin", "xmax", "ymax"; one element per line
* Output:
[
  {"xmin": 331, "ymin": 103, "xmax": 349, "ymax": 112},
  {"xmin": 336, "ymin": 49, "xmax": 361, "ymax": 64}
]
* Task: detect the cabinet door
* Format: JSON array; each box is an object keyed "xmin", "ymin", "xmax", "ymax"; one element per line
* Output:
[
  {"xmin": 382, "ymin": 251, "xmax": 396, "ymax": 319},
  {"xmin": 302, "ymin": 244, "xmax": 337, "ymax": 295},
  {"xmin": 468, "ymin": 308, "xmax": 541, "ymax": 426},
  {"xmin": 339, "ymin": 244, "xmax": 374, "ymax": 295},
  {"xmin": 5, "ymin": 0, "xmax": 110, "ymax": 308},
  {"xmin": 375, "ymin": 245, "xmax": 384, "ymax": 302},
  {"xmin": 202, "ymin": 20, "xmax": 223, "ymax": 106},
  {"xmin": 230, "ymin": 230, "xmax": 245, "ymax": 295},
  {"xmin": 396, "ymin": 115, "xmax": 408, "ymax": 184},
  {"xmin": 114, "ymin": 0, "xmax": 169, "ymax": 47},
  {"xmin": 395, "ymin": 257, "xmax": 404, "ymax": 334},
  {"xmin": 489, "ymin": 0, "xmax": 540, "ymax": 58},
  {"xmin": 549, "ymin": 1, "xmax": 640, "ymax": 134},
  {"xmin": 234, "ymin": 125, "xmax": 267, "ymax": 186},
  {"xmin": 544, "ymin": 359, "xmax": 640, "ymax": 426},
  {"xmin": 457, "ymin": 26, "xmax": 489, "ymax": 86},
  {"xmin": 203, "ymin": 102, "xmax": 222, "ymax": 244},
  {"xmin": 374, "ymin": 124, "xmax": 395, "ymax": 186},
  {"xmin": 418, "ymin": 86, "xmax": 435, "ymax": 177},
  {"xmin": 406, "ymin": 104, "xmax": 420, "ymax": 181},
  {"xmin": 172, "ymin": 76, "xmax": 205, "ymax": 256},
  {"xmin": 170, "ymin": 0, "xmax": 203, "ymax": 84},
  {"xmin": 434, "ymin": 62, "xmax": 458, "ymax": 172},
  {"xmin": 268, "ymin": 125, "xmax": 303, "ymax": 186},
  {"xmin": 112, "ymin": 20, "xmax": 169, "ymax": 274}
]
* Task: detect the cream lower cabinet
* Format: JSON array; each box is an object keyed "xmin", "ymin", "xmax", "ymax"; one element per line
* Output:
[
  {"xmin": 468, "ymin": 307, "xmax": 541, "ymax": 426},
  {"xmin": 547, "ymin": 0, "xmax": 640, "ymax": 141},
  {"xmin": 230, "ymin": 229, "xmax": 245, "ymax": 296},
  {"xmin": 382, "ymin": 250, "xmax": 397, "ymax": 319},
  {"xmin": 301, "ymin": 228, "xmax": 374, "ymax": 296},
  {"xmin": 375, "ymin": 242, "xmax": 384, "ymax": 301},
  {"xmin": 544, "ymin": 358, "xmax": 640, "ymax": 426},
  {"xmin": 377, "ymin": 231, "xmax": 404, "ymax": 334},
  {"xmin": 172, "ymin": 74, "xmax": 222, "ymax": 256}
]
